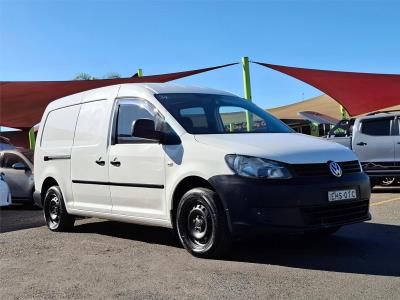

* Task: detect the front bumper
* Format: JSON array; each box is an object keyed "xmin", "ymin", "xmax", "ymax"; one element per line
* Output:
[{"xmin": 209, "ymin": 172, "xmax": 371, "ymax": 236}]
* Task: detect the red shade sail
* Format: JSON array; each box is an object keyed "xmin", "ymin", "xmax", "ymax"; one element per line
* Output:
[
  {"xmin": 0, "ymin": 63, "xmax": 237, "ymax": 129},
  {"xmin": 255, "ymin": 62, "xmax": 400, "ymax": 116}
]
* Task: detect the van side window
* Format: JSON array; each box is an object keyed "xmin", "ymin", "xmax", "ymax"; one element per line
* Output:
[
  {"xmin": 116, "ymin": 99, "xmax": 162, "ymax": 144},
  {"xmin": 361, "ymin": 118, "xmax": 392, "ymax": 136}
]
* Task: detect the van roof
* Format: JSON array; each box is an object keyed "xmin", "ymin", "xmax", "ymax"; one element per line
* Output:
[
  {"xmin": 134, "ymin": 83, "xmax": 235, "ymax": 96},
  {"xmin": 45, "ymin": 83, "xmax": 235, "ymax": 112}
]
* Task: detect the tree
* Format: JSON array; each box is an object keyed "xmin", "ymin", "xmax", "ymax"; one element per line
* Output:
[{"xmin": 73, "ymin": 72, "xmax": 121, "ymax": 80}]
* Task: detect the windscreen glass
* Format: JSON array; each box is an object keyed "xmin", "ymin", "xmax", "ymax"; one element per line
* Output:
[{"xmin": 155, "ymin": 93, "xmax": 293, "ymax": 134}]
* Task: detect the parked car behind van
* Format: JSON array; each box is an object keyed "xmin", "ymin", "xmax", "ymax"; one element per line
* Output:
[
  {"xmin": 34, "ymin": 83, "xmax": 371, "ymax": 257},
  {"xmin": 0, "ymin": 172, "xmax": 12, "ymax": 206},
  {"xmin": 326, "ymin": 111, "xmax": 400, "ymax": 187},
  {"xmin": 0, "ymin": 149, "xmax": 34, "ymax": 203}
]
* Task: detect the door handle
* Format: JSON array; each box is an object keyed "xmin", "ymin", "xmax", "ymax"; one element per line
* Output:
[
  {"xmin": 95, "ymin": 158, "xmax": 105, "ymax": 166},
  {"xmin": 110, "ymin": 158, "xmax": 121, "ymax": 167},
  {"xmin": 357, "ymin": 142, "xmax": 367, "ymax": 146}
]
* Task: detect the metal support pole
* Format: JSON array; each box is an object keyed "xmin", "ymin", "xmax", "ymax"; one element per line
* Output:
[
  {"xmin": 340, "ymin": 105, "xmax": 349, "ymax": 120},
  {"xmin": 242, "ymin": 57, "xmax": 252, "ymax": 132},
  {"xmin": 310, "ymin": 122, "xmax": 319, "ymax": 137},
  {"xmin": 137, "ymin": 68, "xmax": 143, "ymax": 77},
  {"xmin": 28, "ymin": 127, "xmax": 36, "ymax": 150}
]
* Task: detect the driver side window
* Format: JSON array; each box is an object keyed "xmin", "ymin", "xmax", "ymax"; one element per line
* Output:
[{"xmin": 115, "ymin": 99, "xmax": 165, "ymax": 144}]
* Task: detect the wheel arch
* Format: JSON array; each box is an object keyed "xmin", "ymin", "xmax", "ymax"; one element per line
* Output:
[
  {"xmin": 40, "ymin": 177, "xmax": 59, "ymax": 205},
  {"xmin": 170, "ymin": 175, "xmax": 231, "ymax": 232}
]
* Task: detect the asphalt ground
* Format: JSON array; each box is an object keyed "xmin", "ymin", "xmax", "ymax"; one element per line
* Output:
[{"xmin": 1, "ymin": 187, "xmax": 399, "ymax": 299}]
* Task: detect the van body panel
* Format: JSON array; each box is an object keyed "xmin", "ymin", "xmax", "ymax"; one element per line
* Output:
[
  {"xmin": 67, "ymin": 207, "xmax": 172, "ymax": 228},
  {"xmin": 35, "ymin": 94, "xmax": 82, "ymax": 207},
  {"xmin": 194, "ymin": 133, "xmax": 357, "ymax": 164},
  {"xmin": 71, "ymin": 87, "xmax": 119, "ymax": 213},
  {"xmin": 108, "ymin": 143, "xmax": 167, "ymax": 219},
  {"xmin": 164, "ymin": 135, "xmax": 234, "ymax": 211}
]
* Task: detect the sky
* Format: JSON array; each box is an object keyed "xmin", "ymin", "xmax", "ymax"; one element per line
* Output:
[{"xmin": 1, "ymin": 0, "xmax": 399, "ymax": 112}]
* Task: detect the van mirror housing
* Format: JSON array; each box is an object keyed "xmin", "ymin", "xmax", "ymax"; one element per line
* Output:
[{"xmin": 132, "ymin": 119, "xmax": 161, "ymax": 141}]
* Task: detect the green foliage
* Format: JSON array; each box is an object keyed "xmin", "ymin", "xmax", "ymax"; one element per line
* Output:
[{"xmin": 73, "ymin": 72, "xmax": 121, "ymax": 80}]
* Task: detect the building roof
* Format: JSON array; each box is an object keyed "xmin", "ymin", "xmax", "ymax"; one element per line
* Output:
[{"xmin": 267, "ymin": 94, "xmax": 400, "ymax": 120}]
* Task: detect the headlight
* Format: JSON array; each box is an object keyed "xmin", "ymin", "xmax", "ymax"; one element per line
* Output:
[{"xmin": 225, "ymin": 155, "xmax": 292, "ymax": 179}]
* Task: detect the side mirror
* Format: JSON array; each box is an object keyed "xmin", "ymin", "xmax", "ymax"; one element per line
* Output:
[
  {"xmin": 12, "ymin": 162, "xmax": 28, "ymax": 170},
  {"xmin": 132, "ymin": 119, "xmax": 161, "ymax": 141}
]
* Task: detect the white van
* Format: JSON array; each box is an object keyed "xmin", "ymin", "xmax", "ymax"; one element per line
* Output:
[{"xmin": 34, "ymin": 83, "xmax": 371, "ymax": 257}]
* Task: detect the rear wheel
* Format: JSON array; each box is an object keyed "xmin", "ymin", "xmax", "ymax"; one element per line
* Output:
[
  {"xmin": 176, "ymin": 188, "xmax": 232, "ymax": 258},
  {"xmin": 44, "ymin": 186, "xmax": 75, "ymax": 231}
]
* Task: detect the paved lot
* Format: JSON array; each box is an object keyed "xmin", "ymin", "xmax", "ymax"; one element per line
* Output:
[{"xmin": 1, "ymin": 187, "xmax": 399, "ymax": 299}]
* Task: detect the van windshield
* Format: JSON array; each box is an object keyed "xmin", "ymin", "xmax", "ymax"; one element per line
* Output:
[{"xmin": 155, "ymin": 93, "xmax": 293, "ymax": 135}]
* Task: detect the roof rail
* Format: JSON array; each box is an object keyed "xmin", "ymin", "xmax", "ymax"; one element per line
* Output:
[{"xmin": 366, "ymin": 110, "xmax": 400, "ymax": 116}]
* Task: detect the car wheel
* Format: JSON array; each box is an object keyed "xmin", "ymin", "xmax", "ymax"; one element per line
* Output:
[
  {"xmin": 176, "ymin": 187, "xmax": 232, "ymax": 258},
  {"xmin": 44, "ymin": 186, "xmax": 75, "ymax": 231}
]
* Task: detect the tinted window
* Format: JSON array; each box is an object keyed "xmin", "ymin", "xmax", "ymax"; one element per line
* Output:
[
  {"xmin": 116, "ymin": 99, "xmax": 162, "ymax": 143},
  {"xmin": 156, "ymin": 93, "xmax": 293, "ymax": 134},
  {"xmin": 361, "ymin": 118, "xmax": 392, "ymax": 136},
  {"xmin": 179, "ymin": 107, "xmax": 208, "ymax": 132},
  {"xmin": 3, "ymin": 153, "xmax": 26, "ymax": 169}
]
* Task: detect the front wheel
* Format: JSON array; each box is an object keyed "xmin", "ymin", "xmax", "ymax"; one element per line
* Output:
[
  {"xmin": 44, "ymin": 186, "xmax": 75, "ymax": 231},
  {"xmin": 176, "ymin": 188, "xmax": 232, "ymax": 258}
]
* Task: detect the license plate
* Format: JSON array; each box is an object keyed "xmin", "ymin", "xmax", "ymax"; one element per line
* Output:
[{"xmin": 328, "ymin": 189, "xmax": 357, "ymax": 201}]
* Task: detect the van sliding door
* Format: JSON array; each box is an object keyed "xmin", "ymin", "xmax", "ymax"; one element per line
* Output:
[{"xmin": 71, "ymin": 98, "xmax": 114, "ymax": 213}]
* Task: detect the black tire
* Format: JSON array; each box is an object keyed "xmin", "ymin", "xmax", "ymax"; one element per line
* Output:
[
  {"xmin": 176, "ymin": 187, "xmax": 232, "ymax": 258},
  {"xmin": 305, "ymin": 226, "xmax": 341, "ymax": 238},
  {"xmin": 44, "ymin": 186, "xmax": 75, "ymax": 231}
]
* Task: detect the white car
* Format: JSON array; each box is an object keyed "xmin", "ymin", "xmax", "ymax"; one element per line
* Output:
[
  {"xmin": 34, "ymin": 83, "xmax": 371, "ymax": 257},
  {"xmin": 0, "ymin": 172, "xmax": 12, "ymax": 206}
]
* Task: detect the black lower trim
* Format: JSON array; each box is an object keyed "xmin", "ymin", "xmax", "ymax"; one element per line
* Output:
[
  {"xmin": 72, "ymin": 180, "xmax": 164, "ymax": 189},
  {"xmin": 208, "ymin": 172, "xmax": 371, "ymax": 236}
]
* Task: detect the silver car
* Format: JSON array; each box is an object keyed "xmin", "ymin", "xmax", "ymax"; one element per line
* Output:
[
  {"xmin": 0, "ymin": 149, "xmax": 34, "ymax": 203},
  {"xmin": 326, "ymin": 111, "xmax": 400, "ymax": 187}
]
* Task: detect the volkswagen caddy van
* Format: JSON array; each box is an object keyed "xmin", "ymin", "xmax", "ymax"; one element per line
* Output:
[{"xmin": 34, "ymin": 83, "xmax": 371, "ymax": 257}]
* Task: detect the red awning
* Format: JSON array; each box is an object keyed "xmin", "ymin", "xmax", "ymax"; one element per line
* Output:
[
  {"xmin": 0, "ymin": 63, "xmax": 237, "ymax": 129},
  {"xmin": 255, "ymin": 62, "xmax": 400, "ymax": 116}
]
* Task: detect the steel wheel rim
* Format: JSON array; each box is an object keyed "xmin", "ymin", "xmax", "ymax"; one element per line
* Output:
[
  {"xmin": 47, "ymin": 194, "xmax": 60, "ymax": 227},
  {"xmin": 186, "ymin": 203, "xmax": 212, "ymax": 246}
]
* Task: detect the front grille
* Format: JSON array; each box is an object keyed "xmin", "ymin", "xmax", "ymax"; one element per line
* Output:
[
  {"xmin": 301, "ymin": 200, "xmax": 369, "ymax": 226},
  {"xmin": 292, "ymin": 160, "xmax": 361, "ymax": 177}
]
